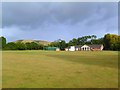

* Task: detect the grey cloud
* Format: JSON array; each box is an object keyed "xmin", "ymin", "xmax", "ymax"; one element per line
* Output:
[
  {"xmin": 1, "ymin": 2, "xmax": 118, "ymax": 42},
  {"xmin": 2, "ymin": 2, "xmax": 117, "ymax": 29},
  {"xmin": 85, "ymin": 3, "xmax": 117, "ymax": 26}
]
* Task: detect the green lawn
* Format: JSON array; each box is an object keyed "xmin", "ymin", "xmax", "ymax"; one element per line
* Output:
[{"xmin": 2, "ymin": 50, "xmax": 118, "ymax": 88}]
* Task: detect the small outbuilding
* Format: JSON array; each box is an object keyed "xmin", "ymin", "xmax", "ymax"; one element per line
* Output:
[{"xmin": 45, "ymin": 47, "xmax": 59, "ymax": 51}]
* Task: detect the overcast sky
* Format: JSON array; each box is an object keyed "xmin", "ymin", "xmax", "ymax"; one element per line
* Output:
[{"xmin": 1, "ymin": 2, "xmax": 118, "ymax": 42}]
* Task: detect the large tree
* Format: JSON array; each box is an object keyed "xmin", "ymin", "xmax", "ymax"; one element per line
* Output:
[
  {"xmin": 49, "ymin": 39, "xmax": 67, "ymax": 50},
  {"xmin": 103, "ymin": 34, "xmax": 120, "ymax": 50},
  {"xmin": 59, "ymin": 40, "xmax": 66, "ymax": 50}
]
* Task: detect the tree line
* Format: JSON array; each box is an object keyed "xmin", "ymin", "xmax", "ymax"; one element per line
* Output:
[
  {"xmin": 48, "ymin": 35, "xmax": 103, "ymax": 50},
  {"xmin": 0, "ymin": 38, "xmax": 44, "ymax": 50},
  {"xmin": 0, "ymin": 33, "xmax": 120, "ymax": 51}
]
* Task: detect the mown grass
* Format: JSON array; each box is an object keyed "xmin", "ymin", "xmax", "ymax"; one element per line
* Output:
[{"xmin": 2, "ymin": 50, "xmax": 118, "ymax": 88}]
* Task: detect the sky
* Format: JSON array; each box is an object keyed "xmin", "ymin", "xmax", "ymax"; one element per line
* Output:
[{"xmin": 1, "ymin": 2, "xmax": 118, "ymax": 42}]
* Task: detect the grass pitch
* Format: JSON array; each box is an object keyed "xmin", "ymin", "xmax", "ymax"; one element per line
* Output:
[{"xmin": 2, "ymin": 50, "xmax": 118, "ymax": 88}]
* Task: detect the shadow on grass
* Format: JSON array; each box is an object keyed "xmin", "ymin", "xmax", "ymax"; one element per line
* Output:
[{"xmin": 46, "ymin": 54, "xmax": 118, "ymax": 69}]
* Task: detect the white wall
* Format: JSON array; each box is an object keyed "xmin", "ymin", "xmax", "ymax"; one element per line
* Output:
[
  {"xmin": 81, "ymin": 45, "xmax": 90, "ymax": 51},
  {"xmin": 69, "ymin": 46, "xmax": 75, "ymax": 51},
  {"xmin": 65, "ymin": 48, "xmax": 69, "ymax": 51},
  {"xmin": 100, "ymin": 45, "xmax": 104, "ymax": 50}
]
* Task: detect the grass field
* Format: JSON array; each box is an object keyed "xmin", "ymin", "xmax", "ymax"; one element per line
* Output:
[{"xmin": 2, "ymin": 50, "xmax": 118, "ymax": 88}]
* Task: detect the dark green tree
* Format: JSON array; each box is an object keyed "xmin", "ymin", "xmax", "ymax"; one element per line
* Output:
[
  {"xmin": 59, "ymin": 40, "xmax": 66, "ymax": 50},
  {"xmin": 4, "ymin": 42, "xmax": 17, "ymax": 50},
  {"xmin": 0, "ymin": 36, "xmax": 6, "ymax": 49},
  {"xmin": 16, "ymin": 42, "xmax": 26, "ymax": 50},
  {"xmin": 72, "ymin": 38, "xmax": 77, "ymax": 45},
  {"xmin": 68, "ymin": 40, "xmax": 74, "ymax": 46},
  {"xmin": 103, "ymin": 34, "xmax": 120, "ymax": 50}
]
